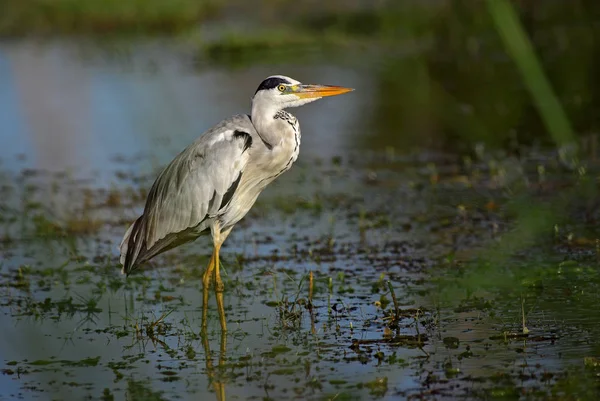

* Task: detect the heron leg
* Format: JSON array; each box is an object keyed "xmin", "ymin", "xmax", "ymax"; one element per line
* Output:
[
  {"xmin": 202, "ymin": 253, "xmax": 216, "ymax": 330},
  {"xmin": 210, "ymin": 223, "xmax": 232, "ymax": 332},
  {"xmin": 203, "ymin": 252, "xmax": 216, "ymax": 289},
  {"xmin": 215, "ymin": 287, "xmax": 227, "ymax": 332},
  {"xmin": 212, "ymin": 225, "xmax": 232, "ymax": 294},
  {"xmin": 214, "ymin": 243, "xmax": 224, "ymax": 292},
  {"xmin": 213, "ymin": 243, "xmax": 228, "ymax": 331}
]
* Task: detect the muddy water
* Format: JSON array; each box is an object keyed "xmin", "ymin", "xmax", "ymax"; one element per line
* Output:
[{"xmin": 1, "ymin": 41, "xmax": 600, "ymax": 400}]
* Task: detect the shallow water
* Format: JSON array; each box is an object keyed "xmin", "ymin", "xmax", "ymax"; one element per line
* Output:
[{"xmin": 1, "ymin": 39, "xmax": 600, "ymax": 401}]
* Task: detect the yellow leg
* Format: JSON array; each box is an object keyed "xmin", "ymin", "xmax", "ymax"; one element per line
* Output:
[
  {"xmin": 202, "ymin": 253, "xmax": 215, "ymax": 330},
  {"xmin": 215, "ymin": 288, "xmax": 227, "ymax": 332},
  {"xmin": 205, "ymin": 221, "xmax": 231, "ymax": 332},
  {"xmin": 203, "ymin": 253, "xmax": 216, "ymax": 289},
  {"xmin": 214, "ymin": 243, "xmax": 224, "ymax": 292},
  {"xmin": 212, "ymin": 243, "xmax": 227, "ymax": 331}
]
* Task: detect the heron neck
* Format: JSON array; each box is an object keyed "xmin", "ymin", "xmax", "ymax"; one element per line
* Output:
[{"xmin": 251, "ymin": 104, "xmax": 283, "ymax": 148}]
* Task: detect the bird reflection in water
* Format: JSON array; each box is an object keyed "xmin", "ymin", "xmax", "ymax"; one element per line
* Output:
[{"xmin": 201, "ymin": 313, "xmax": 227, "ymax": 401}]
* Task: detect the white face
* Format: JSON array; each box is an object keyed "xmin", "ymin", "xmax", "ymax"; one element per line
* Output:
[
  {"xmin": 251, "ymin": 75, "xmax": 353, "ymax": 116},
  {"xmin": 252, "ymin": 75, "xmax": 320, "ymax": 110}
]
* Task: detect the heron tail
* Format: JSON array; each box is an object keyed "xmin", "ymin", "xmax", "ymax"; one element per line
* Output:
[
  {"xmin": 120, "ymin": 216, "xmax": 201, "ymax": 276},
  {"xmin": 119, "ymin": 217, "xmax": 146, "ymax": 275}
]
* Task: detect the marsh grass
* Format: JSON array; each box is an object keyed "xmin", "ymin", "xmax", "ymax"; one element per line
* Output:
[
  {"xmin": 0, "ymin": 0, "xmax": 220, "ymax": 36},
  {"xmin": 271, "ymin": 272, "xmax": 314, "ymax": 331},
  {"xmin": 2, "ymin": 148, "xmax": 600, "ymax": 398},
  {"xmin": 199, "ymin": 30, "xmax": 357, "ymax": 68}
]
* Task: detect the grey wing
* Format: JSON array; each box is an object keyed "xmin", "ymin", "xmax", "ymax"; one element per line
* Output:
[{"xmin": 120, "ymin": 115, "xmax": 255, "ymax": 274}]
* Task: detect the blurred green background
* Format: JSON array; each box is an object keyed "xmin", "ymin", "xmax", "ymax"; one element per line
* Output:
[{"xmin": 2, "ymin": 0, "xmax": 599, "ymax": 152}]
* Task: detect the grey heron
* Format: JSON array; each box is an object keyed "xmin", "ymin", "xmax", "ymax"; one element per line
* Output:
[{"xmin": 119, "ymin": 75, "xmax": 352, "ymax": 312}]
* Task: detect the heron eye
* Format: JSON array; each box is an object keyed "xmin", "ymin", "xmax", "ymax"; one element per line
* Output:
[{"xmin": 277, "ymin": 85, "xmax": 286, "ymax": 92}]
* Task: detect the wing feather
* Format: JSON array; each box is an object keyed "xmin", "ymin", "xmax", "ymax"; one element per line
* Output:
[{"xmin": 120, "ymin": 116, "xmax": 254, "ymax": 274}]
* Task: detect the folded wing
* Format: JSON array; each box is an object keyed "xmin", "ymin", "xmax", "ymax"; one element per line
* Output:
[{"xmin": 120, "ymin": 116, "xmax": 254, "ymax": 274}]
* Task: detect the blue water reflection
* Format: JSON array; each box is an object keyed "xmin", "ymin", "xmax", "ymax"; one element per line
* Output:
[{"xmin": 0, "ymin": 41, "xmax": 365, "ymax": 186}]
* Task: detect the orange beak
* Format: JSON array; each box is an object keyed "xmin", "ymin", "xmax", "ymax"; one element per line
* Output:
[{"xmin": 293, "ymin": 84, "xmax": 354, "ymax": 99}]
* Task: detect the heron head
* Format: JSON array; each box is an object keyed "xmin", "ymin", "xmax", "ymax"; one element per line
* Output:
[{"xmin": 252, "ymin": 75, "xmax": 353, "ymax": 110}]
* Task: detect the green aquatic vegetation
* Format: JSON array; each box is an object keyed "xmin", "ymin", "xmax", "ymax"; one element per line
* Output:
[
  {"xmin": 28, "ymin": 356, "xmax": 101, "ymax": 367},
  {"xmin": 199, "ymin": 30, "xmax": 356, "ymax": 68},
  {"xmin": 360, "ymin": 376, "xmax": 388, "ymax": 398},
  {"xmin": 10, "ymin": 293, "xmax": 102, "ymax": 323},
  {"xmin": 0, "ymin": 0, "xmax": 221, "ymax": 36},
  {"xmin": 124, "ymin": 379, "xmax": 169, "ymax": 401},
  {"xmin": 31, "ymin": 214, "xmax": 64, "ymax": 238},
  {"xmin": 275, "ymin": 296, "xmax": 305, "ymax": 331},
  {"xmin": 265, "ymin": 194, "xmax": 327, "ymax": 216}
]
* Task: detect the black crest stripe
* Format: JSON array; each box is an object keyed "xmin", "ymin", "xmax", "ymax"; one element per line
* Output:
[{"xmin": 254, "ymin": 77, "xmax": 292, "ymax": 94}]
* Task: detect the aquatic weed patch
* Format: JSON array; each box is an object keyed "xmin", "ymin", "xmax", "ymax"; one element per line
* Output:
[{"xmin": 1, "ymin": 149, "xmax": 600, "ymax": 399}]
